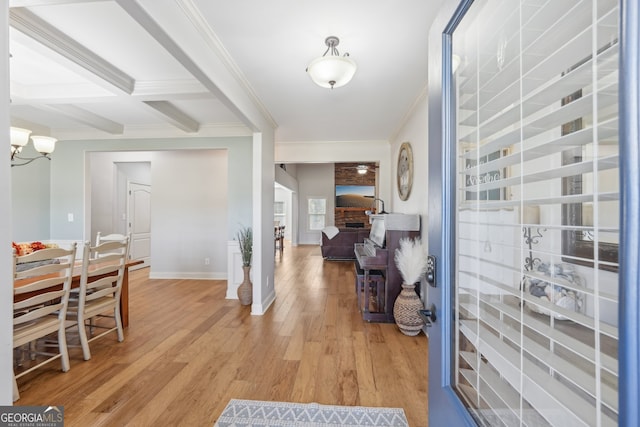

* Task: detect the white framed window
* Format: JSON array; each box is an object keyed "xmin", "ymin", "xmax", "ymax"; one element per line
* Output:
[{"xmin": 308, "ymin": 198, "xmax": 326, "ymax": 231}]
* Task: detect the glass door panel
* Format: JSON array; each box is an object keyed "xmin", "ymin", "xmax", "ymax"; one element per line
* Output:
[{"xmin": 452, "ymin": 1, "xmax": 619, "ymax": 425}]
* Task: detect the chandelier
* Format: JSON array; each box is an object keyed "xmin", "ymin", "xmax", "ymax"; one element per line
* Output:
[
  {"xmin": 306, "ymin": 36, "xmax": 357, "ymax": 89},
  {"xmin": 10, "ymin": 127, "xmax": 56, "ymax": 167}
]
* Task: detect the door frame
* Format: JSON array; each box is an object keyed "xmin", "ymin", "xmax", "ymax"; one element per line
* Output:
[
  {"xmin": 426, "ymin": 0, "xmax": 476, "ymax": 426},
  {"xmin": 618, "ymin": 1, "xmax": 640, "ymax": 425}
]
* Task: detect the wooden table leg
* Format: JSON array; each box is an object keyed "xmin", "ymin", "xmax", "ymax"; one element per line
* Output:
[{"xmin": 121, "ymin": 267, "xmax": 129, "ymax": 327}]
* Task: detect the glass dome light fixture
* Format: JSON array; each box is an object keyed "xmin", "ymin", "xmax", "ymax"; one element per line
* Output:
[
  {"xmin": 10, "ymin": 126, "xmax": 57, "ymax": 167},
  {"xmin": 306, "ymin": 36, "xmax": 357, "ymax": 89}
]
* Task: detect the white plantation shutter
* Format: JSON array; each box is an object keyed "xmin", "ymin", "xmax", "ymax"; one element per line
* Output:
[{"xmin": 452, "ymin": 1, "xmax": 619, "ymax": 426}]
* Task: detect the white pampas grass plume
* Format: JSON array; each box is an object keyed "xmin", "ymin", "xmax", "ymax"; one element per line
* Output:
[{"xmin": 394, "ymin": 237, "xmax": 428, "ymax": 285}]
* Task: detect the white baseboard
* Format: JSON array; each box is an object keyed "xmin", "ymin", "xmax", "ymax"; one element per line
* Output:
[{"xmin": 251, "ymin": 288, "xmax": 276, "ymax": 315}]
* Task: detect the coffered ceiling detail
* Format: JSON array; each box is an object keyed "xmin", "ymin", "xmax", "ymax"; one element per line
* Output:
[{"xmin": 8, "ymin": 0, "xmax": 444, "ymax": 142}]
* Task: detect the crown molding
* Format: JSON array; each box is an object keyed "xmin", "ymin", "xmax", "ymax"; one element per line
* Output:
[
  {"xmin": 175, "ymin": 0, "xmax": 278, "ymax": 130},
  {"xmin": 389, "ymin": 83, "xmax": 428, "ymax": 143}
]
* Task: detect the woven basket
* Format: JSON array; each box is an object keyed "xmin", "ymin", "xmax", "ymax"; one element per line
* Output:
[{"xmin": 393, "ymin": 283, "xmax": 424, "ymax": 336}]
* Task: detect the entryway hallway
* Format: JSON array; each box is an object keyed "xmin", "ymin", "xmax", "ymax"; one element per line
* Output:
[{"xmin": 15, "ymin": 243, "xmax": 429, "ymax": 426}]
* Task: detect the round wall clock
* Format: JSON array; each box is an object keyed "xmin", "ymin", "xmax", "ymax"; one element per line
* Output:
[{"xmin": 397, "ymin": 142, "xmax": 413, "ymax": 201}]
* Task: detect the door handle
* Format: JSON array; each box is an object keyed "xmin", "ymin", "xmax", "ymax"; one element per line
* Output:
[{"xmin": 419, "ymin": 304, "xmax": 437, "ymax": 327}]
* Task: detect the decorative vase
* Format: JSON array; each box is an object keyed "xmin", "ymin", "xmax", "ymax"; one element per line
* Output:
[
  {"xmin": 393, "ymin": 282, "xmax": 424, "ymax": 336},
  {"xmin": 237, "ymin": 265, "xmax": 253, "ymax": 305}
]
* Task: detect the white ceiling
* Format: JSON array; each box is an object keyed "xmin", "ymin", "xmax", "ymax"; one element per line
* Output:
[{"xmin": 9, "ymin": 0, "xmax": 444, "ymax": 144}]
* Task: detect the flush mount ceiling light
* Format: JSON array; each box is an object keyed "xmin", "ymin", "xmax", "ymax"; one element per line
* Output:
[
  {"xmin": 357, "ymin": 165, "xmax": 368, "ymax": 175},
  {"xmin": 306, "ymin": 36, "xmax": 357, "ymax": 89},
  {"xmin": 10, "ymin": 126, "xmax": 56, "ymax": 167}
]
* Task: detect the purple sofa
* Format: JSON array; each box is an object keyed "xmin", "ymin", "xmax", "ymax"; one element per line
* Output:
[{"xmin": 321, "ymin": 228, "xmax": 370, "ymax": 260}]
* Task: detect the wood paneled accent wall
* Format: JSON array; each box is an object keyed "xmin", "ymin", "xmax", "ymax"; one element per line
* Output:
[{"xmin": 334, "ymin": 163, "xmax": 377, "ymax": 229}]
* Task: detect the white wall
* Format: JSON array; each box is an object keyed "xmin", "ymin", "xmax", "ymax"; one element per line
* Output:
[
  {"xmin": 390, "ymin": 90, "xmax": 429, "ymax": 243},
  {"xmin": 11, "ymin": 146, "xmax": 51, "ymax": 242},
  {"xmin": 86, "ymin": 150, "xmax": 229, "ymax": 278},
  {"xmin": 90, "ymin": 154, "xmax": 116, "ymax": 239},
  {"xmin": 90, "ymin": 152, "xmax": 153, "ymax": 240},
  {"xmin": 390, "ymin": 91, "xmax": 430, "ymax": 308},
  {"xmin": 1, "ymin": 2, "xmax": 13, "ymax": 404},
  {"xmin": 252, "ymin": 131, "xmax": 277, "ymax": 315},
  {"xmin": 275, "ymin": 164, "xmax": 298, "ymax": 190},
  {"xmin": 296, "ymin": 163, "xmax": 335, "ymax": 245},
  {"xmin": 151, "ymin": 150, "xmax": 228, "ymax": 278}
]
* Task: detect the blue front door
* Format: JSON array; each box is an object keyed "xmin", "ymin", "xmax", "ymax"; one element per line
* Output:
[{"xmin": 427, "ymin": 0, "xmax": 639, "ymax": 425}]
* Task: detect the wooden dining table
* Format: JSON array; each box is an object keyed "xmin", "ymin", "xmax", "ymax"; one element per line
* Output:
[{"xmin": 14, "ymin": 259, "xmax": 143, "ymax": 328}]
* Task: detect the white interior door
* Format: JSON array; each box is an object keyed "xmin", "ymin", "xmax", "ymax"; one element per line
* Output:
[{"xmin": 128, "ymin": 182, "xmax": 151, "ymax": 269}]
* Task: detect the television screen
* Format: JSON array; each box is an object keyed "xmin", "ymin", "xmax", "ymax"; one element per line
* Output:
[{"xmin": 335, "ymin": 185, "xmax": 375, "ymax": 208}]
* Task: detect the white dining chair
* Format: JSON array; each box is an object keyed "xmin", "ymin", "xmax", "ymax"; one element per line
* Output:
[
  {"xmin": 66, "ymin": 237, "xmax": 130, "ymax": 360},
  {"xmin": 96, "ymin": 231, "xmax": 128, "ymax": 246},
  {"xmin": 13, "ymin": 243, "xmax": 77, "ymax": 401}
]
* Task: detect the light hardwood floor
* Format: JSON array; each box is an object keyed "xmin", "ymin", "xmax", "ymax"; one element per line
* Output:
[{"xmin": 15, "ymin": 243, "xmax": 429, "ymax": 426}]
